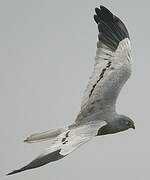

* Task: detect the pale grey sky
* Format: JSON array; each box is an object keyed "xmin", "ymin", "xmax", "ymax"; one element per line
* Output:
[{"xmin": 1, "ymin": 1, "xmax": 149, "ymax": 180}]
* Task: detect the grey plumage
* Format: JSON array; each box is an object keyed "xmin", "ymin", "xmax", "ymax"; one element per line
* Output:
[{"xmin": 7, "ymin": 5, "xmax": 135, "ymax": 176}]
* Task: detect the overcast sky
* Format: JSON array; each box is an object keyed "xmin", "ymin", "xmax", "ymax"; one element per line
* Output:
[{"xmin": 1, "ymin": 1, "xmax": 150, "ymax": 180}]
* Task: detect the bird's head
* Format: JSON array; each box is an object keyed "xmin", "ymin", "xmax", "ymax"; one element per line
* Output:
[{"xmin": 117, "ymin": 115, "xmax": 135, "ymax": 131}]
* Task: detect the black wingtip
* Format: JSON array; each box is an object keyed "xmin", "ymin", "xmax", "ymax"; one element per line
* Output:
[
  {"xmin": 94, "ymin": 5, "xmax": 113, "ymax": 23},
  {"xmin": 93, "ymin": 14, "xmax": 99, "ymax": 24},
  {"xmin": 100, "ymin": 5, "xmax": 113, "ymax": 16},
  {"xmin": 95, "ymin": 7, "xmax": 101, "ymax": 16},
  {"xmin": 6, "ymin": 166, "xmax": 28, "ymax": 176},
  {"xmin": 6, "ymin": 149, "xmax": 65, "ymax": 176},
  {"xmin": 94, "ymin": 5, "xmax": 129, "ymax": 51},
  {"xmin": 7, "ymin": 170, "xmax": 20, "ymax": 176},
  {"xmin": 100, "ymin": 5, "xmax": 112, "ymax": 14}
]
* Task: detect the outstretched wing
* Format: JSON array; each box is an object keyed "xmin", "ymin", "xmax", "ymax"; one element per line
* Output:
[
  {"xmin": 81, "ymin": 6, "xmax": 131, "ymax": 113},
  {"xmin": 7, "ymin": 121, "xmax": 107, "ymax": 175}
]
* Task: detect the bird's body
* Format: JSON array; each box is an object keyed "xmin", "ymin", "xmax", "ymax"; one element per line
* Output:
[{"xmin": 7, "ymin": 5, "xmax": 135, "ymax": 176}]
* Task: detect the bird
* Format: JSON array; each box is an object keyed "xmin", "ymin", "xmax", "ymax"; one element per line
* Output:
[{"xmin": 7, "ymin": 5, "xmax": 135, "ymax": 176}]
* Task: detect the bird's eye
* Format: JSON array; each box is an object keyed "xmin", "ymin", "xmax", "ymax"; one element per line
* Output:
[{"xmin": 125, "ymin": 121, "xmax": 129, "ymax": 125}]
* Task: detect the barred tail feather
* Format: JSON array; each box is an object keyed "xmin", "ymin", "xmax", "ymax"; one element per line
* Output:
[{"xmin": 94, "ymin": 5, "xmax": 129, "ymax": 51}]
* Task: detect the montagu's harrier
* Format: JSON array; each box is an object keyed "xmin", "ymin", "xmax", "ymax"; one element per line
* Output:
[{"xmin": 7, "ymin": 5, "xmax": 135, "ymax": 175}]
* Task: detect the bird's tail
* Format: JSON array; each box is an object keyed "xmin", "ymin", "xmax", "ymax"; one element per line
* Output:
[{"xmin": 24, "ymin": 127, "xmax": 68, "ymax": 143}]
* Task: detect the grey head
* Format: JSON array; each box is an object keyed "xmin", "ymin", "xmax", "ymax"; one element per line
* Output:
[
  {"xmin": 114, "ymin": 115, "xmax": 135, "ymax": 132},
  {"xmin": 97, "ymin": 115, "xmax": 135, "ymax": 136}
]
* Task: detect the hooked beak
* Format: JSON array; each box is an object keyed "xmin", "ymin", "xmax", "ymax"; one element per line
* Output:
[{"xmin": 132, "ymin": 124, "xmax": 135, "ymax": 130}]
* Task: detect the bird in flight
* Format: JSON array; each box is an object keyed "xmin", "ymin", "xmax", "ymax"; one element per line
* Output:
[{"xmin": 7, "ymin": 5, "xmax": 135, "ymax": 176}]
